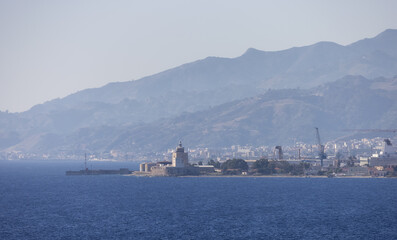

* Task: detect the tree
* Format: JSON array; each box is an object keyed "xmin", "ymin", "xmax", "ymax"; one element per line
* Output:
[
  {"xmin": 252, "ymin": 158, "xmax": 273, "ymax": 175},
  {"xmin": 253, "ymin": 158, "xmax": 269, "ymax": 169},
  {"xmin": 289, "ymin": 162, "xmax": 310, "ymax": 175},
  {"xmin": 275, "ymin": 161, "xmax": 291, "ymax": 174},
  {"xmin": 252, "ymin": 158, "xmax": 309, "ymax": 176},
  {"xmin": 221, "ymin": 159, "xmax": 248, "ymax": 173},
  {"xmin": 207, "ymin": 159, "xmax": 221, "ymax": 168}
]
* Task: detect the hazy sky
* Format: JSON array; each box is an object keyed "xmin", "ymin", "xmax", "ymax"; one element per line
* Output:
[{"xmin": 1, "ymin": 0, "xmax": 397, "ymax": 112}]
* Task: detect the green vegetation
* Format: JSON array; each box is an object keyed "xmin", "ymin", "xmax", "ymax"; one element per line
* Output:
[
  {"xmin": 252, "ymin": 158, "xmax": 310, "ymax": 176},
  {"xmin": 207, "ymin": 159, "xmax": 221, "ymax": 168},
  {"xmin": 252, "ymin": 158, "xmax": 274, "ymax": 175},
  {"xmin": 221, "ymin": 159, "xmax": 248, "ymax": 175}
]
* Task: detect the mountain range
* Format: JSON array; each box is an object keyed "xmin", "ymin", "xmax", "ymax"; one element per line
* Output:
[{"xmin": 1, "ymin": 29, "xmax": 397, "ymax": 154}]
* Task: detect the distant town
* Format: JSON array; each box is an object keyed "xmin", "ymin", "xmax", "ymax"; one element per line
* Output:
[
  {"xmin": 135, "ymin": 137, "xmax": 397, "ymax": 178},
  {"xmin": 3, "ymin": 136, "xmax": 397, "ymax": 178}
]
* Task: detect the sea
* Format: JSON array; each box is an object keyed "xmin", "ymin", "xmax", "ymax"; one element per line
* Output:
[{"xmin": 1, "ymin": 160, "xmax": 396, "ymax": 240}]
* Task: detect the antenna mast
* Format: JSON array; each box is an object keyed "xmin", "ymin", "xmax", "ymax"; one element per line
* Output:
[{"xmin": 85, "ymin": 153, "xmax": 87, "ymax": 171}]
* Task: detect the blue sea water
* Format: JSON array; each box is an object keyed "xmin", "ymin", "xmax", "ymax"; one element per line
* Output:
[{"xmin": 1, "ymin": 160, "xmax": 397, "ymax": 240}]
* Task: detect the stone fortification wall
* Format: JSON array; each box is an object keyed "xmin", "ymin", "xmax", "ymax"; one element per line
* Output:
[{"xmin": 150, "ymin": 166, "xmax": 201, "ymax": 176}]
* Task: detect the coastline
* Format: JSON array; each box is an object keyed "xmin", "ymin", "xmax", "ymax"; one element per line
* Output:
[
  {"xmin": 180, "ymin": 175, "xmax": 328, "ymax": 178},
  {"xmin": 179, "ymin": 175, "xmax": 384, "ymax": 178},
  {"xmin": 129, "ymin": 172, "xmax": 393, "ymax": 178}
]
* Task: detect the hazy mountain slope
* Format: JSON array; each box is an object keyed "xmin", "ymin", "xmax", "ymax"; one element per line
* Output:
[
  {"xmin": 116, "ymin": 75, "xmax": 396, "ymax": 152},
  {"xmin": 15, "ymin": 75, "xmax": 396, "ymax": 154},
  {"xmin": 348, "ymin": 29, "xmax": 397, "ymax": 58},
  {"xmin": 45, "ymin": 29, "xmax": 397, "ymax": 106},
  {"xmin": 1, "ymin": 29, "xmax": 397, "ymax": 152},
  {"xmin": 17, "ymin": 29, "xmax": 397, "ymax": 127}
]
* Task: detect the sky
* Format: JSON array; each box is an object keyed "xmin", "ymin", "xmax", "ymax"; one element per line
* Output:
[{"xmin": 1, "ymin": 0, "xmax": 397, "ymax": 113}]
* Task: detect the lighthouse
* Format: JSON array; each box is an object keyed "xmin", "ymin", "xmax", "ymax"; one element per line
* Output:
[{"xmin": 172, "ymin": 141, "xmax": 189, "ymax": 167}]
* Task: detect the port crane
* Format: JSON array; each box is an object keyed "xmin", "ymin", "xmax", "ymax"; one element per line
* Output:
[{"xmin": 315, "ymin": 127, "xmax": 326, "ymax": 167}]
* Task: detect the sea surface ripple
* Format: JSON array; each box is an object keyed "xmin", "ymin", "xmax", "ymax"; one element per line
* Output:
[{"xmin": 1, "ymin": 160, "xmax": 396, "ymax": 239}]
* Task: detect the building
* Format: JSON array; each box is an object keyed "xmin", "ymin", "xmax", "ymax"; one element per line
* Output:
[
  {"xmin": 368, "ymin": 139, "xmax": 397, "ymax": 166},
  {"xmin": 381, "ymin": 139, "xmax": 396, "ymax": 157},
  {"xmin": 172, "ymin": 141, "xmax": 189, "ymax": 167},
  {"xmin": 139, "ymin": 141, "xmax": 214, "ymax": 176},
  {"xmin": 342, "ymin": 166, "xmax": 370, "ymax": 176},
  {"xmin": 139, "ymin": 162, "xmax": 157, "ymax": 172},
  {"xmin": 359, "ymin": 157, "xmax": 369, "ymax": 166}
]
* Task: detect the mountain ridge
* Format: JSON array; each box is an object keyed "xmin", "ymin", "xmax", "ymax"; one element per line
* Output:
[
  {"xmin": 28, "ymin": 28, "xmax": 397, "ymax": 110},
  {"xmin": 6, "ymin": 75, "xmax": 397, "ymax": 154},
  {"xmin": 1, "ymin": 29, "xmax": 397, "ymax": 153}
]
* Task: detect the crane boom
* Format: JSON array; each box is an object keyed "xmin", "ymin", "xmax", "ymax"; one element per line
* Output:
[
  {"xmin": 315, "ymin": 127, "xmax": 326, "ymax": 167},
  {"xmin": 315, "ymin": 127, "xmax": 322, "ymax": 146}
]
